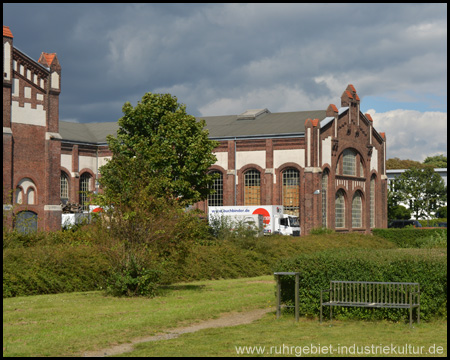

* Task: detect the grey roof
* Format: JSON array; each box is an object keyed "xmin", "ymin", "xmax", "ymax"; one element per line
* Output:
[
  {"xmin": 59, "ymin": 109, "xmax": 327, "ymax": 144},
  {"xmin": 59, "ymin": 121, "xmax": 119, "ymax": 143}
]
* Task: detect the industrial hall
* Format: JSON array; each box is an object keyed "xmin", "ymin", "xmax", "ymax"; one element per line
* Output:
[{"xmin": 3, "ymin": 25, "xmax": 388, "ymax": 235}]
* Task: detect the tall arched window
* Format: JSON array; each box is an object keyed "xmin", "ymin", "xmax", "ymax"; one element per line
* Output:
[
  {"xmin": 27, "ymin": 187, "xmax": 35, "ymax": 205},
  {"xmin": 15, "ymin": 187, "xmax": 23, "ymax": 205},
  {"xmin": 335, "ymin": 190, "xmax": 345, "ymax": 228},
  {"xmin": 322, "ymin": 170, "xmax": 329, "ymax": 227},
  {"xmin": 352, "ymin": 191, "xmax": 363, "ymax": 228},
  {"xmin": 208, "ymin": 171, "xmax": 223, "ymax": 207},
  {"xmin": 61, "ymin": 172, "xmax": 69, "ymax": 204},
  {"xmin": 79, "ymin": 173, "xmax": 92, "ymax": 211},
  {"xmin": 343, "ymin": 149, "xmax": 356, "ymax": 176},
  {"xmin": 282, "ymin": 168, "xmax": 299, "ymax": 216},
  {"xmin": 370, "ymin": 176, "xmax": 376, "ymax": 228},
  {"xmin": 244, "ymin": 170, "xmax": 260, "ymax": 205}
]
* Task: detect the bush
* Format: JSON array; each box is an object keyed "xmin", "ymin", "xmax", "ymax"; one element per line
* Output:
[
  {"xmin": 372, "ymin": 228, "xmax": 447, "ymax": 248},
  {"xmin": 105, "ymin": 253, "xmax": 162, "ymax": 297},
  {"xmin": 417, "ymin": 218, "xmax": 447, "ymax": 227},
  {"xmin": 3, "ymin": 244, "xmax": 109, "ymax": 298},
  {"xmin": 274, "ymin": 248, "xmax": 447, "ymax": 322}
]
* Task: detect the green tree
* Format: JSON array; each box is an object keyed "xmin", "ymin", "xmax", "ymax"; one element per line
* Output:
[
  {"xmin": 393, "ymin": 167, "xmax": 447, "ymax": 219},
  {"xmin": 386, "ymin": 157, "xmax": 424, "ymax": 169},
  {"xmin": 99, "ymin": 92, "xmax": 219, "ymax": 207},
  {"xmin": 423, "ymin": 154, "xmax": 447, "ymax": 168},
  {"xmin": 92, "ymin": 93, "xmax": 217, "ymax": 297}
]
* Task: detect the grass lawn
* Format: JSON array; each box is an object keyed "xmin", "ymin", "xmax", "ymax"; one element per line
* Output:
[
  {"xmin": 120, "ymin": 314, "xmax": 447, "ymax": 357},
  {"xmin": 3, "ymin": 275, "xmax": 447, "ymax": 357},
  {"xmin": 3, "ymin": 276, "xmax": 275, "ymax": 357}
]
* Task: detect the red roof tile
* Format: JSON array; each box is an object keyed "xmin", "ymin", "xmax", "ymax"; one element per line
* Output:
[
  {"xmin": 365, "ymin": 113, "xmax": 373, "ymax": 122},
  {"xmin": 348, "ymin": 84, "xmax": 356, "ymax": 93},
  {"xmin": 311, "ymin": 119, "xmax": 319, "ymax": 127},
  {"xmin": 42, "ymin": 52, "xmax": 56, "ymax": 66},
  {"xmin": 345, "ymin": 90, "xmax": 353, "ymax": 99},
  {"xmin": 330, "ymin": 104, "xmax": 338, "ymax": 112},
  {"xmin": 3, "ymin": 25, "xmax": 13, "ymax": 38}
]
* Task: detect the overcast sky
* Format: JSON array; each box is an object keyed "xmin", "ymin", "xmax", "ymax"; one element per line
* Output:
[{"xmin": 3, "ymin": 3, "xmax": 447, "ymax": 161}]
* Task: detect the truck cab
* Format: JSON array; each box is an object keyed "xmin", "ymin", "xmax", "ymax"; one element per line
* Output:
[{"xmin": 275, "ymin": 214, "xmax": 301, "ymax": 236}]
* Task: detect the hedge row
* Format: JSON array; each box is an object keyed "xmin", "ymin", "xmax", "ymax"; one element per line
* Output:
[
  {"xmin": 274, "ymin": 248, "xmax": 447, "ymax": 322},
  {"xmin": 3, "ymin": 244, "xmax": 109, "ymax": 298},
  {"xmin": 372, "ymin": 228, "xmax": 447, "ymax": 248}
]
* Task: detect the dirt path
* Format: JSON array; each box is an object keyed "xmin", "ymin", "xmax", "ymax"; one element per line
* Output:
[{"xmin": 82, "ymin": 307, "xmax": 274, "ymax": 357}]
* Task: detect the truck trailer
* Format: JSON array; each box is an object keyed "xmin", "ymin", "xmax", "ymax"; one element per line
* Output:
[{"xmin": 208, "ymin": 205, "xmax": 300, "ymax": 236}]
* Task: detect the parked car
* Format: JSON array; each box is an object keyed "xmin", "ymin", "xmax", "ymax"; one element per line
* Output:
[{"xmin": 388, "ymin": 220, "xmax": 422, "ymax": 228}]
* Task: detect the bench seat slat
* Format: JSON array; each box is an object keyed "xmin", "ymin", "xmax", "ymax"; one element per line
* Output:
[
  {"xmin": 322, "ymin": 301, "xmax": 419, "ymax": 309},
  {"xmin": 320, "ymin": 281, "xmax": 420, "ymax": 326}
]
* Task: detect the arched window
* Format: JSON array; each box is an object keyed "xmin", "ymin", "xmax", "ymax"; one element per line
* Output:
[
  {"xmin": 282, "ymin": 168, "xmax": 299, "ymax": 216},
  {"xmin": 352, "ymin": 191, "xmax": 363, "ymax": 228},
  {"xmin": 15, "ymin": 187, "xmax": 23, "ymax": 204},
  {"xmin": 208, "ymin": 171, "xmax": 223, "ymax": 207},
  {"xmin": 60, "ymin": 172, "xmax": 69, "ymax": 204},
  {"xmin": 322, "ymin": 170, "xmax": 329, "ymax": 227},
  {"xmin": 370, "ymin": 176, "xmax": 376, "ymax": 228},
  {"xmin": 16, "ymin": 178, "xmax": 37, "ymax": 205},
  {"xmin": 360, "ymin": 160, "xmax": 364, "ymax": 177},
  {"xmin": 27, "ymin": 187, "xmax": 35, "ymax": 205},
  {"xmin": 79, "ymin": 173, "xmax": 92, "ymax": 211},
  {"xmin": 244, "ymin": 170, "xmax": 260, "ymax": 205},
  {"xmin": 335, "ymin": 190, "xmax": 345, "ymax": 228},
  {"xmin": 343, "ymin": 149, "xmax": 356, "ymax": 176}
]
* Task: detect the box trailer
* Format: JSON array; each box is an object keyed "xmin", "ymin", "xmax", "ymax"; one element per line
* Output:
[{"xmin": 208, "ymin": 205, "xmax": 300, "ymax": 236}]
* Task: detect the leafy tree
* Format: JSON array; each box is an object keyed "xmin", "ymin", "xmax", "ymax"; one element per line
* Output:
[
  {"xmin": 98, "ymin": 92, "xmax": 219, "ymax": 207},
  {"xmin": 386, "ymin": 157, "xmax": 424, "ymax": 170},
  {"xmin": 388, "ymin": 204, "xmax": 411, "ymax": 220},
  {"xmin": 423, "ymin": 154, "xmax": 447, "ymax": 168},
  {"xmin": 93, "ymin": 93, "xmax": 218, "ymax": 297},
  {"xmin": 392, "ymin": 167, "xmax": 447, "ymax": 219}
]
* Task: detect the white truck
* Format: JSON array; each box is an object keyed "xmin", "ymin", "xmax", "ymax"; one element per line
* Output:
[
  {"xmin": 208, "ymin": 205, "xmax": 301, "ymax": 236},
  {"xmin": 209, "ymin": 213, "xmax": 264, "ymax": 237}
]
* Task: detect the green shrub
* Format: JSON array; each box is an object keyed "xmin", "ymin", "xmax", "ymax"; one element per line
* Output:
[
  {"xmin": 418, "ymin": 218, "xmax": 447, "ymax": 227},
  {"xmin": 274, "ymin": 248, "xmax": 447, "ymax": 322},
  {"xmin": 3, "ymin": 244, "xmax": 109, "ymax": 298},
  {"xmin": 309, "ymin": 227, "xmax": 334, "ymax": 235},
  {"xmin": 372, "ymin": 228, "xmax": 447, "ymax": 248},
  {"xmin": 105, "ymin": 254, "xmax": 162, "ymax": 297}
]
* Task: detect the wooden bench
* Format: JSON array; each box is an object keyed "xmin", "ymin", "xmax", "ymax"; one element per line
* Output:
[{"xmin": 320, "ymin": 281, "xmax": 420, "ymax": 327}]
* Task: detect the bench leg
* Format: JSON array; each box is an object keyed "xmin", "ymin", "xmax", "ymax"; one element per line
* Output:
[
  {"xmin": 295, "ymin": 274, "xmax": 299, "ymax": 322},
  {"xmin": 276, "ymin": 275, "xmax": 281, "ymax": 319},
  {"xmin": 410, "ymin": 306, "xmax": 412, "ymax": 328}
]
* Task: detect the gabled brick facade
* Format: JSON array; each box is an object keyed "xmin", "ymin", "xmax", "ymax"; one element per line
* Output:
[
  {"xmin": 3, "ymin": 26, "xmax": 387, "ymax": 234},
  {"xmin": 3, "ymin": 26, "xmax": 62, "ymax": 231},
  {"xmin": 193, "ymin": 85, "xmax": 388, "ymax": 234}
]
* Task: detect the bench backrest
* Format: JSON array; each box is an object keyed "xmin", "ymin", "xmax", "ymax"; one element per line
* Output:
[{"xmin": 329, "ymin": 281, "xmax": 420, "ymax": 306}]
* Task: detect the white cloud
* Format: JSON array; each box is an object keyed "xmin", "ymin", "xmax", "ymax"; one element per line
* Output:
[
  {"xmin": 198, "ymin": 85, "xmax": 333, "ymax": 116},
  {"xmin": 366, "ymin": 109, "xmax": 447, "ymax": 161}
]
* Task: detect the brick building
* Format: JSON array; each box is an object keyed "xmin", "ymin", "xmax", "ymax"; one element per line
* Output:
[
  {"xmin": 3, "ymin": 26, "xmax": 388, "ymax": 234},
  {"xmin": 3, "ymin": 26, "xmax": 62, "ymax": 232}
]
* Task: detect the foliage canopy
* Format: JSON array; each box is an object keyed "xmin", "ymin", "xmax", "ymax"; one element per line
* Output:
[
  {"xmin": 390, "ymin": 167, "xmax": 447, "ymax": 219},
  {"xmin": 99, "ymin": 92, "xmax": 219, "ymax": 207}
]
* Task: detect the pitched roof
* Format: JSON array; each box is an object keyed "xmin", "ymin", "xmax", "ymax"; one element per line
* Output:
[
  {"xmin": 39, "ymin": 52, "xmax": 57, "ymax": 67},
  {"xmin": 3, "ymin": 25, "xmax": 13, "ymax": 38},
  {"xmin": 59, "ymin": 109, "xmax": 327, "ymax": 143}
]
